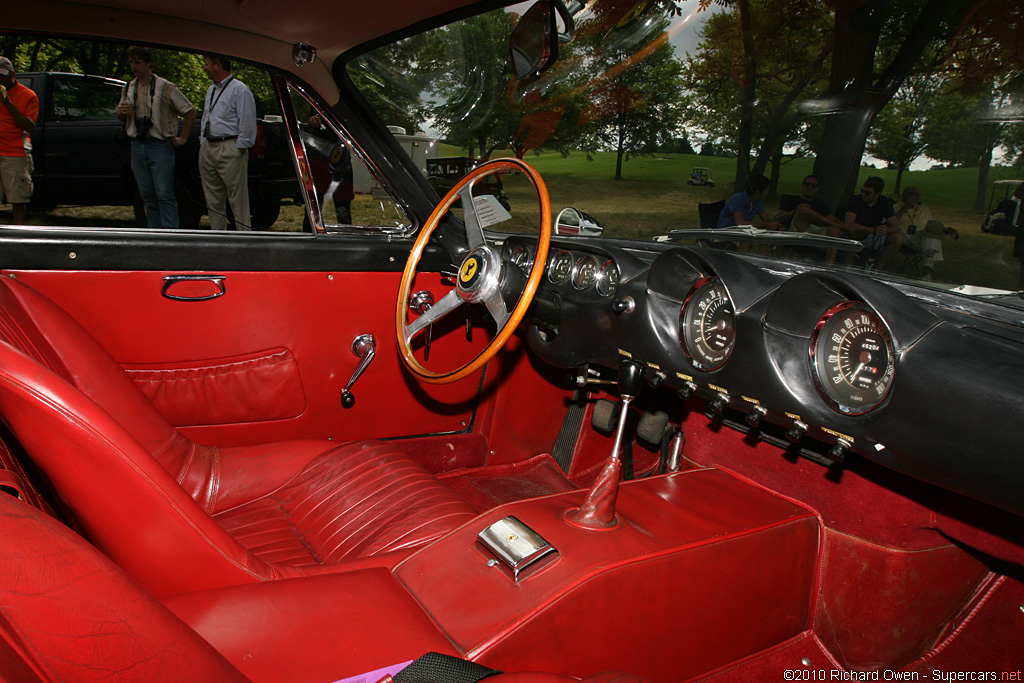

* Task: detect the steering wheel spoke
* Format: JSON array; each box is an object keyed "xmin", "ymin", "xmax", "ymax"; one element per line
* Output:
[
  {"xmin": 396, "ymin": 158, "xmax": 551, "ymax": 384},
  {"xmin": 403, "ymin": 288, "xmax": 463, "ymax": 345},
  {"xmin": 460, "ymin": 183, "xmax": 487, "ymax": 251}
]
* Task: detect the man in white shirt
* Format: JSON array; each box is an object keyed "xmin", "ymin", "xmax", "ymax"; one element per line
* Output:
[{"xmin": 199, "ymin": 54, "xmax": 257, "ymax": 230}]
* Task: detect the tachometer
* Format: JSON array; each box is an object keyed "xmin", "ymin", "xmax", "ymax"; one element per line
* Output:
[
  {"xmin": 679, "ymin": 277, "xmax": 735, "ymax": 371},
  {"xmin": 810, "ymin": 302, "xmax": 895, "ymax": 415}
]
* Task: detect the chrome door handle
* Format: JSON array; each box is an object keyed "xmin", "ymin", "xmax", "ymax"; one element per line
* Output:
[{"xmin": 161, "ymin": 275, "xmax": 226, "ymax": 301}]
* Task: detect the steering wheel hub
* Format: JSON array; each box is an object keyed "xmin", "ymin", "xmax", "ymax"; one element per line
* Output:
[{"xmin": 457, "ymin": 247, "xmax": 502, "ymax": 304}]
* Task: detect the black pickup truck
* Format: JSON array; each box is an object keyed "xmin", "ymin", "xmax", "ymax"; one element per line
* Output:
[{"xmin": 17, "ymin": 72, "xmax": 297, "ymax": 229}]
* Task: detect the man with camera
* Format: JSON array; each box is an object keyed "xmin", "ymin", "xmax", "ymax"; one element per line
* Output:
[
  {"xmin": 116, "ymin": 46, "xmax": 196, "ymax": 228},
  {"xmin": 1, "ymin": 56, "xmax": 38, "ymax": 225}
]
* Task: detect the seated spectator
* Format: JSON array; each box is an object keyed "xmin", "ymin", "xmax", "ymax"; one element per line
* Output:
[
  {"xmin": 716, "ymin": 173, "xmax": 782, "ymax": 231},
  {"xmin": 775, "ymin": 174, "xmax": 843, "ymax": 237},
  {"xmin": 890, "ymin": 186, "xmax": 958, "ymax": 279},
  {"xmin": 843, "ymin": 176, "xmax": 899, "ymax": 267}
]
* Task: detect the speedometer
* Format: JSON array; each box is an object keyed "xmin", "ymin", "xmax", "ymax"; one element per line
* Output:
[
  {"xmin": 810, "ymin": 302, "xmax": 895, "ymax": 415},
  {"xmin": 510, "ymin": 245, "xmax": 533, "ymax": 273},
  {"xmin": 679, "ymin": 277, "xmax": 735, "ymax": 371},
  {"xmin": 572, "ymin": 254, "xmax": 600, "ymax": 290}
]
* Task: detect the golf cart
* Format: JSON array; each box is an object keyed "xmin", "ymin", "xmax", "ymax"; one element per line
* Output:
[
  {"xmin": 687, "ymin": 166, "xmax": 715, "ymax": 187},
  {"xmin": 981, "ymin": 179, "xmax": 1022, "ymax": 235}
]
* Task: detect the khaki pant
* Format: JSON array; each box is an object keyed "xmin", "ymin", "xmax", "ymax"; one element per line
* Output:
[
  {"xmin": 199, "ymin": 140, "xmax": 250, "ymax": 230},
  {"xmin": 0, "ymin": 154, "xmax": 34, "ymax": 205}
]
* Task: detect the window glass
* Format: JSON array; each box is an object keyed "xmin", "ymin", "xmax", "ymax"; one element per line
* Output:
[
  {"xmin": 49, "ymin": 77, "xmax": 122, "ymax": 121},
  {"xmin": 287, "ymin": 83, "xmax": 411, "ymax": 231},
  {"xmin": 0, "ymin": 37, "xmax": 305, "ymax": 233}
]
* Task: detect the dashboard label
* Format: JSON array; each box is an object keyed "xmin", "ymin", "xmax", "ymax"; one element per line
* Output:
[
  {"xmin": 741, "ymin": 396, "xmax": 760, "ymax": 405},
  {"xmin": 822, "ymin": 427, "xmax": 855, "ymax": 444},
  {"xmin": 675, "ymin": 372, "xmax": 694, "ymax": 382},
  {"xmin": 618, "ymin": 349, "xmax": 633, "ymax": 358},
  {"xmin": 708, "ymin": 383, "xmax": 728, "ymax": 394},
  {"xmin": 647, "ymin": 362, "xmax": 661, "ymax": 370}
]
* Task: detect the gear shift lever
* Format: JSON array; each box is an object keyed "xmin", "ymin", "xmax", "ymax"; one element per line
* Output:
[{"xmin": 563, "ymin": 360, "xmax": 644, "ymax": 530}]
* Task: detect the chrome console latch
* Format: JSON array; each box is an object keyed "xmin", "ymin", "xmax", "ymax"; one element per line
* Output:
[{"xmin": 340, "ymin": 334, "xmax": 376, "ymax": 409}]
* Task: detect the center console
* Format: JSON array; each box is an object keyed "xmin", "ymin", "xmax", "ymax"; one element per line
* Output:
[{"xmin": 396, "ymin": 468, "xmax": 820, "ymax": 682}]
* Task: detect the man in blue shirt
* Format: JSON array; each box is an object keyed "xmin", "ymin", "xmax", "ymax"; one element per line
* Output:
[
  {"xmin": 716, "ymin": 173, "xmax": 782, "ymax": 230},
  {"xmin": 199, "ymin": 54, "xmax": 257, "ymax": 230}
]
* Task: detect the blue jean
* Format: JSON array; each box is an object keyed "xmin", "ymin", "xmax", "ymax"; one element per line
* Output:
[{"xmin": 131, "ymin": 139, "xmax": 178, "ymax": 228}]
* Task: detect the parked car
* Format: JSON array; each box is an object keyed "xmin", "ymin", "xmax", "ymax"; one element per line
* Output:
[
  {"xmin": 17, "ymin": 71, "xmax": 297, "ymax": 229},
  {"xmin": 1, "ymin": 0, "xmax": 1023, "ymax": 682}
]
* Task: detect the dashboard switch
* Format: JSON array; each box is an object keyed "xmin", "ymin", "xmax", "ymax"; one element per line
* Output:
[
  {"xmin": 677, "ymin": 381, "xmax": 697, "ymax": 401},
  {"xmin": 785, "ymin": 420, "xmax": 808, "ymax": 444},
  {"xmin": 611, "ymin": 297, "xmax": 635, "ymax": 315},
  {"xmin": 745, "ymin": 406, "xmax": 767, "ymax": 428},
  {"xmin": 707, "ymin": 393, "xmax": 728, "ymax": 417},
  {"xmin": 828, "ymin": 438, "xmax": 852, "ymax": 463}
]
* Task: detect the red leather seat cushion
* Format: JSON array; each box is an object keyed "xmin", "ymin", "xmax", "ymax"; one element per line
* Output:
[{"xmin": 215, "ymin": 440, "xmax": 478, "ymax": 565}]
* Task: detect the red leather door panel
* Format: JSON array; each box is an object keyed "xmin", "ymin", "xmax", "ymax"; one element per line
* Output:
[{"xmin": 6, "ymin": 269, "xmax": 482, "ymax": 446}]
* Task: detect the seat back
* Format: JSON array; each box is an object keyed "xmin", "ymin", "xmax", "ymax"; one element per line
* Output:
[
  {"xmin": 0, "ymin": 493, "xmax": 251, "ymax": 682},
  {"xmin": 0, "ymin": 276, "xmax": 275, "ymax": 595},
  {"xmin": 697, "ymin": 199, "xmax": 726, "ymax": 229}
]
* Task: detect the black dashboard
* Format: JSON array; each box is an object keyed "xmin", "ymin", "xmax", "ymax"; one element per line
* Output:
[{"xmin": 503, "ymin": 235, "xmax": 1024, "ymax": 519}]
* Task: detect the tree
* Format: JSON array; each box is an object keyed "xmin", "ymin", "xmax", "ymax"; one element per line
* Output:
[
  {"xmin": 683, "ymin": 0, "xmax": 833, "ymax": 194},
  {"xmin": 866, "ymin": 75, "xmax": 935, "ymax": 194},
  {"xmin": 575, "ymin": 29, "xmax": 688, "ymax": 180}
]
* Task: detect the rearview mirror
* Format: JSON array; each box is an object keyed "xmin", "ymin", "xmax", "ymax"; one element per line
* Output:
[
  {"xmin": 510, "ymin": 1, "xmax": 559, "ymax": 81},
  {"xmin": 555, "ymin": 207, "xmax": 603, "ymax": 237}
]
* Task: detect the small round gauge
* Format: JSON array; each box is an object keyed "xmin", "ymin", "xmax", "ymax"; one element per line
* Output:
[
  {"xmin": 595, "ymin": 259, "xmax": 619, "ymax": 297},
  {"xmin": 810, "ymin": 302, "xmax": 895, "ymax": 415},
  {"xmin": 548, "ymin": 251, "xmax": 573, "ymax": 284},
  {"xmin": 679, "ymin": 277, "xmax": 735, "ymax": 371},
  {"xmin": 510, "ymin": 245, "xmax": 533, "ymax": 273},
  {"xmin": 572, "ymin": 254, "xmax": 600, "ymax": 290}
]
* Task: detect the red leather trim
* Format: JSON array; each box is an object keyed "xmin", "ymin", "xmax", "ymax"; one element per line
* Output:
[
  {"xmin": 164, "ymin": 568, "xmax": 461, "ymax": 683},
  {"xmin": 123, "ymin": 347, "xmax": 306, "ymax": 426}
]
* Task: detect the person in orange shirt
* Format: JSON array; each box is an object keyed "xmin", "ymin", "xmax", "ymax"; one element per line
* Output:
[{"xmin": 0, "ymin": 56, "xmax": 38, "ymax": 225}]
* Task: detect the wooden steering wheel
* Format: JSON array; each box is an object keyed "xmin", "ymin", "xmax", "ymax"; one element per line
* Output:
[{"xmin": 396, "ymin": 157, "xmax": 552, "ymax": 384}]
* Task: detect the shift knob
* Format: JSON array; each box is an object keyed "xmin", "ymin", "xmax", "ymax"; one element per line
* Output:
[{"xmin": 618, "ymin": 360, "xmax": 645, "ymax": 398}]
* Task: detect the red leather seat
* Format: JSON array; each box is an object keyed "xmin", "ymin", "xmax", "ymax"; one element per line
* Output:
[
  {"xmin": 0, "ymin": 494, "xmax": 651, "ymax": 683},
  {"xmin": 0, "ymin": 276, "xmax": 476, "ymax": 596}
]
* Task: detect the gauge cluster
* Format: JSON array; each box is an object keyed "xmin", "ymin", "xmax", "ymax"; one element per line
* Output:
[
  {"xmin": 507, "ymin": 241, "xmax": 620, "ymax": 298},
  {"xmin": 523, "ymin": 242, "xmax": 1024, "ymax": 515}
]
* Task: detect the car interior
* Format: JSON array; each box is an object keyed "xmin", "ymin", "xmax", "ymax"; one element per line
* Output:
[{"xmin": 2, "ymin": 0, "xmax": 1023, "ymax": 681}]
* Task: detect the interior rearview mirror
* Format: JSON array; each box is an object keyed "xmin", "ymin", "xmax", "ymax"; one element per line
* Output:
[{"xmin": 510, "ymin": 1, "xmax": 559, "ymax": 81}]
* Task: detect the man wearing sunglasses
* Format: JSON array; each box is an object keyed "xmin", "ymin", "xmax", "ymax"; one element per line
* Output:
[
  {"xmin": 775, "ymin": 174, "xmax": 844, "ymax": 237},
  {"xmin": 844, "ymin": 176, "xmax": 899, "ymax": 267}
]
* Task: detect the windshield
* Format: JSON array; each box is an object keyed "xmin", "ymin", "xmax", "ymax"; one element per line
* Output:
[{"xmin": 347, "ymin": 0, "xmax": 1024, "ymax": 304}]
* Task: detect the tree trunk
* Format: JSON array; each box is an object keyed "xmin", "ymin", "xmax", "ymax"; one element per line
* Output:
[
  {"xmin": 768, "ymin": 147, "xmax": 783, "ymax": 199},
  {"xmin": 894, "ymin": 162, "xmax": 906, "ymax": 196},
  {"xmin": 732, "ymin": 0, "xmax": 757, "ymax": 189},
  {"xmin": 975, "ymin": 124, "xmax": 998, "ymax": 211},
  {"xmin": 615, "ymin": 118, "xmax": 625, "ymax": 180}
]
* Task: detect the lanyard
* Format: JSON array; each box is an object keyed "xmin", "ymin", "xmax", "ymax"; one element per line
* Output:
[{"xmin": 207, "ymin": 75, "xmax": 235, "ymax": 115}]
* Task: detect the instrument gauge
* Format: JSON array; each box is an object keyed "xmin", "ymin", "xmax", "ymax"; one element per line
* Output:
[
  {"xmin": 595, "ymin": 260, "xmax": 619, "ymax": 297},
  {"xmin": 810, "ymin": 302, "xmax": 895, "ymax": 415},
  {"xmin": 572, "ymin": 254, "xmax": 600, "ymax": 290},
  {"xmin": 679, "ymin": 277, "xmax": 735, "ymax": 371},
  {"xmin": 548, "ymin": 251, "xmax": 573, "ymax": 284},
  {"xmin": 510, "ymin": 245, "xmax": 533, "ymax": 273}
]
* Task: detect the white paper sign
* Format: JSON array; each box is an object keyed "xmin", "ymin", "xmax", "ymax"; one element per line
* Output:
[{"xmin": 472, "ymin": 194, "xmax": 513, "ymax": 228}]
